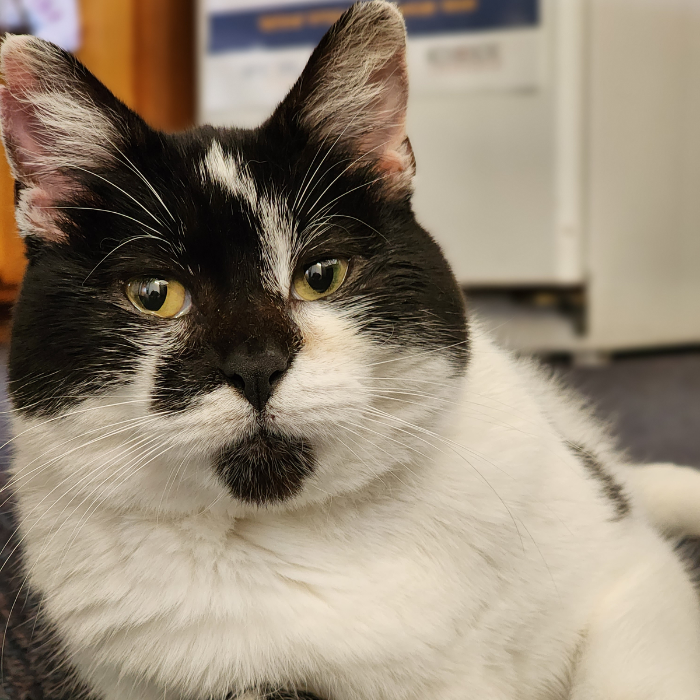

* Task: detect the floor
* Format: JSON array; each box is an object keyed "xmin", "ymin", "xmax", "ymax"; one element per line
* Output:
[
  {"xmin": 1, "ymin": 346, "xmax": 700, "ymax": 468},
  {"xmin": 559, "ymin": 350, "xmax": 700, "ymax": 467}
]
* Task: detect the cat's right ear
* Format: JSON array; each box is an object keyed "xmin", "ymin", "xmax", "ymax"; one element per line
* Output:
[
  {"xmin": 0, "ymin": 35, "xmax": 143, "ymax": 242},
  {"xmin": 273, "ymin": 0, "xmax": 414, "ymax": 198}
]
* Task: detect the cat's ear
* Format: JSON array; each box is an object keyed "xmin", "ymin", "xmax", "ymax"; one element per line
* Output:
[
  {"xmin": 275, "ymin": 0, "xmax": 414, "ymax": 196},
  {"xmin": 0, "ymin": 35, "xmax": 143, "ymax": 241}
]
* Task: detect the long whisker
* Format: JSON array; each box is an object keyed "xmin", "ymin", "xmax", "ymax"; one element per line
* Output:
[
  {"xmin": 0, "ymin": 398, "xmax": 155, "ymax": 456},
  {"xmin": 41, "ymin": 206, "xmax": 166, "ymax": 238},
  {"xmin": 365, "ymin": 339, "xmax": 470, "ymax": 367},
  {"xmin": 3, "ymin": 432, "xmax": 173, "ymax": 665},
  {"xmin": 54, "ymin": 436, "xmax": 177, "ymax": 575},
  {"xmin": 81, "ymin": 233, "xmax": 169, "ymax": 284},
  {"xmin": 65, "ymin": 165, "xmax": 166, "ymax": 229},
  {"xmin": 293, "ymin": 111, "xmax": 365, "ymax": 214},
  {"xmin": 0, "ymin": 414, "xmax": 169, "ymax": 576},
  {"xmin": 108, "ymin": 142, "xmax": 176, "ymax": 223},
  {"xmin": 2, "ymin": 410, "xmax": 167, "ymax": 502},
  {"xmin": 302, "ymin": 139, "xmax": 391, "ymax": 222}
]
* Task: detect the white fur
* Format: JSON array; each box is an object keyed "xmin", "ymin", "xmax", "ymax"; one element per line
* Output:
[
  {"xmin": 201, "ymin": 141, "xmax": 258, "ymax": 209},
  {"xmin": 10, "ymin": 321, "xmax": 700, "ymax": 700},
  {"xmin": 628, "ymin": 463, "xmax": 700, "ymax": 537}
]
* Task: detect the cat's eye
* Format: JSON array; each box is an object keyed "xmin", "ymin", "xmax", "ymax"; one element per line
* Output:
[
  {"xmin": 293, "ymin": 259, "xmax": 348, "ymax": 301},
  {"xmin": 125, "ymin": 278, "xmax": 191, "ymax": 318}
]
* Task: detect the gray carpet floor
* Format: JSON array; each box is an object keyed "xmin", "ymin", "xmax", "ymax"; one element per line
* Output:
[{"xmin": 559, "ymin": 351, "xmax": 700, "ymax": 467}]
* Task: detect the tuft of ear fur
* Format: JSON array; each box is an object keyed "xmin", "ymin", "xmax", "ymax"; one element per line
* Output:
[
  {"xmin": 276, "ymin": 0, "xmax": 414, "ymax": 196},
  {"xmin": 0, "ymin": 35, "xmax": 138, "ymax": 241}
]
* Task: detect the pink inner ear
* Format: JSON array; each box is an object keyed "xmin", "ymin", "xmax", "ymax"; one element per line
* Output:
[
  {"xmin": 357, "ymin": 50, "xmax": 414, "ymax": 181},
  {"xmin": 0, "ymin": 84, "xmax": 47, "ymax": 181},
  {"xmin": 378, "ymin": 150, "xmax": 406, "ymax": 174}
]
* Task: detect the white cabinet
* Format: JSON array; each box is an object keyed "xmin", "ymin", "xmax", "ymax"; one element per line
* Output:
[{"xmin": 198, "ymin": 0, "xmax": 700, "ymax": 353}]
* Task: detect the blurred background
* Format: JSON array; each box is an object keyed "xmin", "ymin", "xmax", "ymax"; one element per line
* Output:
[{"xmin": 0, "ymin": 0, "xmax": 700, "ymax": 466}]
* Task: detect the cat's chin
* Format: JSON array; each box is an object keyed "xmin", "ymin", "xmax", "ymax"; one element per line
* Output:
[{"xmin": 214, "ymin": 429, "xmax": 316, "ymax": 505}]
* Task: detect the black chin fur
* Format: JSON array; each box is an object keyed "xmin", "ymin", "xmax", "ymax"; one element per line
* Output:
[{"xmin": 215, "ymin": 430, "xmax": 315, "ymax": 505}]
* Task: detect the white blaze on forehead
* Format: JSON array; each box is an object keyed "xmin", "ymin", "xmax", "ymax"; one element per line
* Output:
[
  {"xmin": 201, "ymin": 140, "xmax": 295, "ymax": 297},
  {"xmin": 201, "ymin": 140, "xmax": 257, "ymax": 206}
]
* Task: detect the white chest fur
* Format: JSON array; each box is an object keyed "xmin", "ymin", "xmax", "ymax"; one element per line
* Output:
[
  {"xmin": 16, "ymin": 481, "xmax": 578, "ymax": 700},
  {"xmin": 11, "ymin": 335, "xmax": 700, "ymax": 700}
]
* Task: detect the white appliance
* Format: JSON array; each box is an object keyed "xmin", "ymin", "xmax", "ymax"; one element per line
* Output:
[{"xmin": 198, "ymin": 0, "xmax": 700, "ymax": 355}]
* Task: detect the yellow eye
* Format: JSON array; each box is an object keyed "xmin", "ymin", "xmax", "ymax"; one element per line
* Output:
[
  {"xmin": 125, "ymin": 278, "xmax": 191, "ymax": 318},
  {"xmin": 293, "ymin": 259, "xmax": 348, "ymax": 301}
]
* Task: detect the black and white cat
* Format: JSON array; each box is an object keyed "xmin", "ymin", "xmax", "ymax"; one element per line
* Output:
[{"xmin": 2, "ymin": 2, "xmax": 700, "ymax": 698}]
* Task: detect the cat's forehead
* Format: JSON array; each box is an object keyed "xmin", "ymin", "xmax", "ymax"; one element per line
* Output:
[{"xmin": 196, "ymin": 139, "xmax": 295, "ymax": 297}]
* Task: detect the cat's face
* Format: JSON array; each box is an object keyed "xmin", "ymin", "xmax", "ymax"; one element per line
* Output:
[{"xmin": 1, "ymin": 1, "xmax": 467, "ymax": 511}]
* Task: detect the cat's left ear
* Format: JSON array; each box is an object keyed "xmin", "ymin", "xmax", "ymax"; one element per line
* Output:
[
  {"xmin": 0, "ymin": 35, "xmax": 145, "ymax": 241},
  {"xmin": 273, "ymin": 0, "xmax": 414, "ymax": 197}
]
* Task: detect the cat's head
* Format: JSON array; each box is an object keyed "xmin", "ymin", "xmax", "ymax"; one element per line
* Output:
[{"xmin": 1, "ymin": 0, "xmax": 468, "ymax": 512}]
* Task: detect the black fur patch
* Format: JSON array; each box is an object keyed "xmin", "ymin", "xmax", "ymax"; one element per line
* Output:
[
  {"xmin": 215, "ymin": 430, "xmax": 315, "ymax": 505},
  {"xmin": 568, "ymin": 442, "xmax": 630, "ymax": 520}
]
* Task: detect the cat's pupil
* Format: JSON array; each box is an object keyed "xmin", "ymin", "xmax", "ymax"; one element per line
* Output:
[
  {"xmin": 138, "ymin": 279, "xmax": 168, "ymax": 311},
  {"xmin": 305, "ymin": 261, "xmax": 336, "ymax": 293}
]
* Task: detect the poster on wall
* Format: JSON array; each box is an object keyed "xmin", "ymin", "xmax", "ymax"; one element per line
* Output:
[{"xmin": 200, "ymin": 0, "xmax": 542, "ymax": 126}]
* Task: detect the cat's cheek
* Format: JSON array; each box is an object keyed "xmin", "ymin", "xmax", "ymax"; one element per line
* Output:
[
  {"xmin": 290, "ymin": 302, "xmax": 369, "ymax": 362},
  {"xmin": 268, "ymin": 303, "xmax": 373, "ymax": 423}
]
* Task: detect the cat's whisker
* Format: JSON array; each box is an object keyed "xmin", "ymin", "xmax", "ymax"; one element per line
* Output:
[
  {"xmin": 362, "ymin": 392, "xmax": 591, "ymax": 485},
  {"xmin": 0, "ymin": 398, "xmax": 155, "ymax": 457},
  {"xmin": 66, "ymin": 165, "xmax": 167, "ymax": 229},
  {"xmin": 107, "ymin": 141, "xmax": 177, "ymax": 223},
  {"xmin": 0, "ymin": 439, "xmax": 165, "ymax": 662},
  {"xmin": 302, "ymin": 139, "xmax": 392, "ymax": 223},
  {"xmin": 334, "ymin": 422, "xmax": 417, "ymax": 489},
  {"xmin": 366, "ymin": 389, "xmax": 543, "ymax": 439},
  {"xmin": 357, "ymin": 400, "xmax": 580, "ymax": 543},
  {"xmin": 0, "ymin": 415, "xmax": 170, "ymax": 569},
  {"xmin": 8, "ymin": 432, "xmax": 176, "ymax": 653},
  {"xmin": 81, "ymin": 233, "xmax": 173, "ymax": 284},
  {"xmin": 292, "ymin": 130, "xmax": 336, "ymax": 213},
  {"xmin": 42, "ymin": 206, "xmax": 166, "ymax": 240},
  {"xmin": 333, "ymin": 432, "xmax": 404, "ymax": 491},
  {"xmin": 294, "ymin": 112, "xmax": 366, "ymax": 214},
  {"xmin": 52, "ymin": 437, "xmax": 179, "ymax": 579},
  {"xmin": 4, "ymin": 430, "xmax": 164, "ymax": 588},
  {"xmin": 0, "ymin": 390, "xmax": 182, "ymax": 418},
  {"xmin": 156, "ymin": 439, "xmax": 203, "ymax": 519},
  {"xmin": 2, "ymin": 410, "xmax": 172, "ymax": 502},
  {"xmin": 311, "ymin": 213, "xmax": 387, "ymax": 242},
  {"xmin": 364, "ymin": 338, "xmax": 470, "ymax": 367},
  {"xmin": 359, "ymin": 375, "xmax": 573, "ymax": 432},
  {"xmin": 349, "ymin": 404, "xmax": 517, "ymax": 483}
]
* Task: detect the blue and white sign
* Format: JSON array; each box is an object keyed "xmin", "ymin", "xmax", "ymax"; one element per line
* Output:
[{"xmin": 199, "ymin": 0, "xmax": 543, "ymax": 126}]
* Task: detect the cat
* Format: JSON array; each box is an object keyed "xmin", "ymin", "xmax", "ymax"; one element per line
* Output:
[{"xmin": 2, "ymin": 1, "xmax": 700, "ymax": 698}]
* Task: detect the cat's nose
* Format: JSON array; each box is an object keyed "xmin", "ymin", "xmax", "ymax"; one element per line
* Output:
[{"xmin": 218, "ymin": 343, "xmax": 290, "ymax": 411}]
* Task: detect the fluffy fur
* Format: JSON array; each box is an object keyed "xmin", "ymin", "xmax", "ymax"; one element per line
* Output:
[{"xmin": 2, "ymin": 3, "xmax": 700, "ymax": 699}]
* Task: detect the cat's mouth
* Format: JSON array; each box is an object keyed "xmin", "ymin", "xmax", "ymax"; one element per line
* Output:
[{"xmin": 214, "ymin": 429, "xmax": 315, "ymax": 505}]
